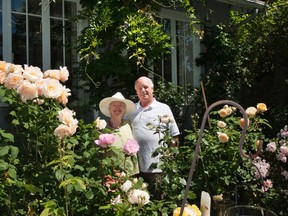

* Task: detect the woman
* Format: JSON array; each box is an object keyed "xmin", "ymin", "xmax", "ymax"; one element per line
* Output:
[{"xmin": 99, "ymin": 92, "xmax": 139, "ymax": 176}]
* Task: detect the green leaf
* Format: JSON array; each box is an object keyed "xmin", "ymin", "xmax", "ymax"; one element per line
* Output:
[
  {"xmin": 0, "ymin": 130, "xmax": 14, "ymax": 142},
  {"xmin": 85, "ymin": 190, "xmax": 94, "ymax": 199},
  {"xmin": 8, "ymin": 168, "xmax": 17, "ymax": 179},
  {"xmin": 0, "ymin": 161, "xmax": 9, "ymax": 170},
  {"xmin": 55, "ymin": 169, "xmax": 65, "ymax": 181},
  {"xmin": 10, "ymin": 146, "xmax": 19, "ymax": 159},
  {"xmin": 0, "ymin": 146, "xmax": 9, "ymax": 156}
]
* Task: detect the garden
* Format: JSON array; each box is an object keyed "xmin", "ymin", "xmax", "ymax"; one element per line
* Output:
[
  {"xmin": 0, "ymin": 61, "xmax": 287, "ymax": 215},
  {"xmin": 1, "ymin": 0, "xmax": 288, "ymax": 215}
]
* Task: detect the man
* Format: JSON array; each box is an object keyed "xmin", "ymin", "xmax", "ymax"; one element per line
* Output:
[{"xmin": 126, "ymin": 76, "xmax": 180, "ymax": 184}]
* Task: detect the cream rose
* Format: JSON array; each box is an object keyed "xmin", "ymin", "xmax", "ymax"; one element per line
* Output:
[
  {"xmin": 246, "ymin": 107, "xmax": 257, "ymax": 117},
  {"xmin": 41, "ymin": 78, "xmax": 63, "ymax": 98},
  {"xmin": 23, "ymin": 64, "xmax": 43, "ymax": 83},
  {"xmin": 128, "ymin": 189, "xmax": 150, "ymax": 206}
]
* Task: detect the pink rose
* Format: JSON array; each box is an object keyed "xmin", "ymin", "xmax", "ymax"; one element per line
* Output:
[
  {"xmin": 95, "ymin": 134, "xmax": 116, "ymax": 148},
  {"xmin": 123, "ymin": 139, "xmax": 140, "ymax": 155}
]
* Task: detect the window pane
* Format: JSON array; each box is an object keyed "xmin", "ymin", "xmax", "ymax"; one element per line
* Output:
[
  {"xmin": 0, "ymin": 12, "xmax": 2, "ymax": 60},
  {"xmin": 51, "ymin": 19, "xmax": 63, "ymax": 68},
  {"xmin": 50, "ymin": 0, "xmax": 62, "ymax": 18},
  {"xmin": 29, "ymin": 16, "xmax": 42, "ymax": 67},
  {"xmin": 28, "ymin": 0, "xmax": 41, "ymax": 15},
  {"xmin": 12, "ymin": 0, "xmax": 26, "ymax": 13},
  {"xmin": 176, "ymin": 21, "xmax": 194, "ymax": 86},
  {"xmin": 65, "ymin": 1, "xmax": 76, "ymax": 19},
  {"xmin": 12, "ymin": 14, "xmax": 27, "ymax": 64}
]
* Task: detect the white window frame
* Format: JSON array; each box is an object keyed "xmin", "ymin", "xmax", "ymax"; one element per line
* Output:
[{"xmin": 158, "ymin": 8, "xmax": 201, "ymax": 88}]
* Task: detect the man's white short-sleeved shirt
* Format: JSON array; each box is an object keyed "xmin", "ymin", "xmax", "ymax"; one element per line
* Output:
[{"xmin": 126, "ymin": 99, "xmax": 180, "ymax": 173}]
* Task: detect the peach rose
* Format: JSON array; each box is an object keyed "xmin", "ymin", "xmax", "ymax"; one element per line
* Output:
[
  {"xmin": 217, "ymin": 132, "xmax": 229, "ymax": 143},
  {"xmin": 17, "ymin": 81, "xmax": 39, "ymax": 102},
  {"xmin": 239, "ymin": 118, "xmax": 250, "ymax": 129},
  {"xmin": 4, "ymin": 73, "xmax": 24, "ymax": 89}
]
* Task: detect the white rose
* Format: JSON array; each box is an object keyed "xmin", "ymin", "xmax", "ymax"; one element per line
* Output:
[
  {"xmin": 128, "ymin": 189, "xmax": 150, "ymax": 206},
  {"xmin": 120, "ymin": 180, "xmax": 132, "ymax": 193},
  {"xmin": 95, "ymin": 117, "xmax": 107, "ymax": 129}
]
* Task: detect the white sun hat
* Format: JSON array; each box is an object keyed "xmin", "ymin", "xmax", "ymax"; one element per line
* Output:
[{"xmin": 99, "ymin": 92, "xmax": 135, "ymax": 117}]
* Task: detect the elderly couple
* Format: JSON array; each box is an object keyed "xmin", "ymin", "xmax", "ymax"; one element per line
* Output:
[{"xmin": 99, "ymin": 76, "xmax": 180, "ymax": 185}]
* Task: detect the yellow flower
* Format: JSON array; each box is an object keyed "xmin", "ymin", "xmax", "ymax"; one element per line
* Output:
[
  {"xmin": 173, "ymin": 204, "xmax": 201, "ymax": 216},
  {"xmin": 257, "ymin": 103, "xmax": 267, "ymax": 112}
]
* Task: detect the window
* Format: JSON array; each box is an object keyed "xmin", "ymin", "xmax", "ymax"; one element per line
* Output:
[
  {"xmin": 1, "ymin": 0, "xmax": 78, "ymax": 71},
  {"xmin": 0, "ymin": 0, "xmax": 80, "ymax": 108},
  {"xmin": 155, "ymin": 9, "xmax": 201, "ymax": 89}
]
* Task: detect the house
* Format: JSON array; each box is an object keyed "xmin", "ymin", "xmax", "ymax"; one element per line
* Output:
[{"xmin": 0, "ymin": 0, "xmax": 266, "ymax": 130}]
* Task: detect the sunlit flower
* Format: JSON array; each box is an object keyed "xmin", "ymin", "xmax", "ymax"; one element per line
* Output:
[
  {"xmin": 223, "ymin": 105, "xmax": 233, "ymax": 115},
  {"xmin": 257, "ymin": 103, "xmax": 267, "ymax": 112},
  {"xmin": 120, "ymin": 180, "xmax": 132, "ymax": 192},
  {"xmin": 57, "ymin": 108, "xmax": 76, "ymax": 126},
  {"xmin": 218, "ymin": 108, "xmax": 228, "ymax": 118},
  {"xmin": 23, "ymin": 65, "xmax": 43, "ymax": 83},
  {"xmin": 54, "ymin": 124, "xmax": 74, "ymax": 139},
  {"xmin": 246, "ymin": 107, "xmax": 257, "ymax": 117},
  {"xmin": 111, "ymin": 194, "xmax": 122, "ymax": 205},
  {"xmin": 239, "ymin": 118, "xmax": 250, "ymax": 129},
  {"xmin": 17, "ymin": 81, "xmax": 39, "ymax": 102},
  {"xmin": 123, "ymin": 139, "xmax": 140, "ymax": 155},
  {"xmin": 4, "ymin": 72, "xmax": 24, "ymax": 89},
  {"xmin": 94, "ymin": 133, "xmax": 116, "ymax": 148},
  {"xmin": 95, "ymin": 117, "xmax": 107, "ymax": 129},
  {"xmin": 173, "ymin": 204, "xmax": 201, "ymax": 216},
  {"xmin": 44, "ymin": 69, "xmax": 62, "ymax": 81},
  {"xmin": 41, "ymin": 78, "xmax": 63, "ymax": 98},
  {"xmin": 56, "ymin": 85, "xmax": 71, "ymax": 105},
  {"xmin": 217, "ymin": 132, "xmax": 229, "ymax": 143},
  {"xmin": 217, "ymin": 121, "xmax": 226, "ymax": 128},
  {"xmin": 59, "ymin": 66, "xmax": 69, "ymax": 82},
  {"xmin": 128, "ymin": 189, "xmax": 150, "ymax": 206}
]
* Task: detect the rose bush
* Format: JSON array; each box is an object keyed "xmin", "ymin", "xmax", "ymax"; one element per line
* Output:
[{"xmin": 0, "ymin": 61, "xmax": 181, "ymax": 216}]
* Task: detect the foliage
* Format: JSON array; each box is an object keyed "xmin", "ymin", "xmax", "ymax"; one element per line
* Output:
[
  {"xmin": 0, "ymin": 61, "xmax": 187, "ymax": 215},
  {"xmin": 75, "ymin": 0, "xmax": 198, "ymax": 108},
  {"xmin": 195, "ymin": 0, "xmax": 288, "ymax": 136}
]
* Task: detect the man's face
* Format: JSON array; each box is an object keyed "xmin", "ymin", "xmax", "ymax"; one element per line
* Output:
[{"xmin": 135, "ymin": 78, "xmax": 154, "ymax": 102}]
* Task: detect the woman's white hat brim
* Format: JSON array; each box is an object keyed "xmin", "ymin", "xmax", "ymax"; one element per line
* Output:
[{"xmin": 99, "ymin": 92, "xmax": 135, "ymax": 117}]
